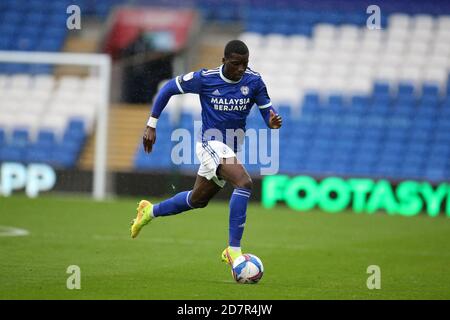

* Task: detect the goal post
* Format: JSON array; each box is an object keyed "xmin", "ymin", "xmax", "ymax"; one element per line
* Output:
[{"xmin": 0, "ymin": 50, "xmax": 112, "ymax": 200}]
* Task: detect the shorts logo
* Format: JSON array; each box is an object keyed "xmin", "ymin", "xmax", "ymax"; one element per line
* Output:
[
  {"xmin": 222, "ymin": 146, "xmax": 228, "ymax": 154},
  {"xmin": 240, "ymin": 86, "xmax": 249, "ymax": 95}
]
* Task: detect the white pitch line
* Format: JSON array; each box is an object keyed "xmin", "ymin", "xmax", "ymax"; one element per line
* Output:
[{"xmin": 0, "ymin": 226, "xmax": 30, "ymax": 237}]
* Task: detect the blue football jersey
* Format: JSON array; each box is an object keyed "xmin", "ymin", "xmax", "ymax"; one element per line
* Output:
[{"xmin": 175, "ymin": 65, "xmax": 272, "ymax": 151}]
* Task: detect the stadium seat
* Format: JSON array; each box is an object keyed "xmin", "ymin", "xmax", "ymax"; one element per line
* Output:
[
  {"xmin": 0, "ymin": 128, "xmax": 5, "ymax": 145},
  {"xmin": 0, "ymin": 145, "xmax": 25, "ymax": 162}
]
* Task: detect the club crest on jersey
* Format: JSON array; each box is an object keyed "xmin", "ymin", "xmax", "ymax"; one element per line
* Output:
[{"xmin": 240, "ymin": 86, "xmax": 249, "ymax": 95}]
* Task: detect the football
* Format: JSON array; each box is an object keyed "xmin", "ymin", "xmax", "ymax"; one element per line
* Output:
[{"xmin": 231, "ymin": 254, "xmax": 264, "ymax": 284}]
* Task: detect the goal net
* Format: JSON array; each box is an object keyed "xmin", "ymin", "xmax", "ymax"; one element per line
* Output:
[{"xmin": 0, "ymin": 50, "xmax": 111, "ymax": 200}]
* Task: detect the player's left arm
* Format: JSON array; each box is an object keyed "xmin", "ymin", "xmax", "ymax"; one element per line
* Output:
[{"xmin": 255, "ymin": 78, "xmax": 282, "ymax": 129}]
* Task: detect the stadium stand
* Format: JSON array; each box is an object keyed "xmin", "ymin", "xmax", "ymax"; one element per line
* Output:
[
  {"xmin": 0, "ymin": 0, "xmax": 448, "ymax": 182},
  {"xmin": 131, "ymin": 1, "xmax": 450, "ymax": 183},
  {"xmin": 0, "ymin": 0, "xmax": 110, "ymax": 168},
  {"xmin": 0, "ymin": 74, "xmax": 99, "ymax": 168},
  {"xmin": 239, "ymin": 11, "xmax": 450, "ymax": 182}
]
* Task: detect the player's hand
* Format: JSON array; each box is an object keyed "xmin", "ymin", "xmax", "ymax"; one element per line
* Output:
[
  {"xmin": 143, "ymin": 126, "xmax": 156, "ymax": 153},
  {"xmin": 269, "ymin": 110, "xmax": 282, "ymax": 129}
]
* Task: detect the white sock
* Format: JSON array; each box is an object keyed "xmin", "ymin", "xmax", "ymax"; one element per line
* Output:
[{"xmin": 229, "ymin": 246, "xmax": 241, "ymax": 253}]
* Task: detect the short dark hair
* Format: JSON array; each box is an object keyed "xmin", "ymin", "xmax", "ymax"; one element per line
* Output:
[{"xmin": 224, "ymin": 40, "xmax": 249, "ymax": 58}]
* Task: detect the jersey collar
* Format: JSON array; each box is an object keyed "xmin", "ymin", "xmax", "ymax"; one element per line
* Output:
[{"xmin": 220, "ymin": 65, "xmax": 242, "ymax": 84}]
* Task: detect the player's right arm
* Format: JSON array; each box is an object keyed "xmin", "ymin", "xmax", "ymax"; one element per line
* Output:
[{"xmin": 143, "ymin": 72, "xmax": 202, "ymax": 153}]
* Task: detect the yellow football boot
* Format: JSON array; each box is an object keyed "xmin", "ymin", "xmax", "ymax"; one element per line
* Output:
[
  {"xmin": 130, "ymin": 200, "xmax": 153, "ymax": 238},
  {"xmin": 221, "ymin": 247, "xmax": 242, "ymax": 266}
]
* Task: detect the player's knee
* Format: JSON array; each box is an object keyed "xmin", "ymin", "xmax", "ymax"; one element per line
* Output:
[
  {"xmin": 237, "ymin": 176, "xmax": 253, "ymax": 190},
  {"xmin": 190, "ymin": 199, "xmax": 209, "ymax": 208}
]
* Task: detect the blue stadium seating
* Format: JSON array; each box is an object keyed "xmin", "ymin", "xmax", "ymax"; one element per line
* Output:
[
  {"xmin": 0, "ymin": 129, "xmax": 5, "ymax": 145},
  {"xmin": 8, "ymin": 0, "xmax": 436, "ymax": 182},
  {"xmin": 0, "ymin": 146, "xmax": 26, "ymax": 163}
]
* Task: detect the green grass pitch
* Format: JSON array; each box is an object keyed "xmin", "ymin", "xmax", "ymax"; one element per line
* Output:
[{"xmin": 1, "ymin": 195, "xmax": 449, "ymax": 300}]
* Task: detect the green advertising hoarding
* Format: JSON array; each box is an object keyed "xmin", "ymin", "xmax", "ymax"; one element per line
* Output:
[{"xmin": 262, "ymin": 175, "xmax": 450, "ymax": 217}]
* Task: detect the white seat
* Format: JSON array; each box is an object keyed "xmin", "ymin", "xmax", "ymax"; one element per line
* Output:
[
  {"xmin": 361, "ymin": 28, "xmax": 384, "ymax": 44},
  {"xmin": 181, "ymin": 93, "xmax": 201, "ymax": 117},
  {"xmin": 52, "ymin": 89, "xmax": 79, "ymax": 105},
  {"xmin": 71, "ymin": 102, "xmax": 97, "ymax": 117},
  {"xmin": 0, "ymin": 114, "xmax": 16, "ymax": 130},
  {"xmin": 437, "ymin": 15, "xmax": 450, "ymax": 30},
  {"xmin": 322, "ymin": 76, "xmax": 347, "ymax": 93},
  {"xmin": 386, "ymin": 28, "xmax": 410, "ymax": 43},
  {"xmin": 78, "ymin": 91, "xmax": 100, "ymax": 105},
  {"xmin": 82, "ymin": 77, "xmax": 101, "ymax": 91},
  {"xmin": 0, "ymin": 98, "xmax": 22, "ymax": 114},
  {"xmin": 0, "ymin": 75, "xmax": 8, "ymax": 89},
  {"xmin": 402, "ymin": 53, "xmax": 426, "ymax": 69},
  {"xmin": 279, "ymin": 61, "xmax": 301, "ymax": 77},
  {"xmin": 13, "ymin": 113, "xmax": 40, "ymax": 137},
  {"xmin": 351, "ymin": 64, "xmax": 375, "ymax": 80},
  {"xmin": 299, "ymin": 75, "xmax": 322, "ymax": 92},
  {"xmin": 261, "ymin": 47, "xmax": 284, "ymax": 60},
  {"xmin": 407, "ymin": 41, "xmax": 430, "ymax": 55},
  {"xmin": 165, "ymin": 94, "xmax": 183, "ymax": 124},
  {"xmin": 64, "ymin": 105, "xmax": 96, "ymax": 133},
  {"xmin": 312, "ymin": 37, "xmax": 335, "ymax": 50},
  {"xmin": 431, "ymin": 42, "xmax": 450, "ymax": 56},
  {"xmin": 276, "ymin": 74, "xmax": 297, "ymax": 87},
  {"xmin": 338, "ymin": 25, "xmax": 361, "ymax": 40},
  {"xmin": 388, "ymin": 13, "xmax": 411, "ymax": 29},
  {"xmin": 360, "ymin": 39, "xmax": 382, "ymax": 53},
  {"xmin": 379, "ymin": 52, "xmax": 403, "ymax": 68},
  {"xmin": 47, "ymin": 102, "xmax": 67, "ymax": 116},
  {"xmin": 308, "ymin": 50, "xmax": 332, "ymax": 65},
  {"xmin": 410, "ymin": 28, "xmax": 433, "ymax": 42},
  {"xmin": 303, "ymin": 62, "xmax": 326, "ymax": 78},
  {"xmin": 423, "ymin": 68, "xmax": 447, "ymax": 84},
  {"xmin": 265, "ymin": 33, "xmax": 288, "ymax": 49},
  {"xmin": 347, "ymin": 77, "xmax": 372, "ymax": 95},
  {"xmin": 29, "ymin": 89, "xmax": 52, "ymax": 102},
  {"xmin": 239, "ymin": 32, "xmax": 263, "ymax": 50},
  {"xmin": 376, "ymin": 66, "xmax": 399, "ymax": 82},
  {"xmin": 39, "ymin": 114, "xmax": 68, "ymax": 137},
  {"xmin": 313, "ymin": 24, "xmax": 336, "ymax": 40},
  {"xmin": 257, "ymin": 61, "xmax": 279, "ymax": 76},
  {"xmin": 10, "ymin": 74, "xmax": 32, "ymax": 89},
  {"xmin": 356, "ymin": 51, "xmax": 379, "ymax": 66},
  {"xmin": 399, "ymin": 66, "xmax": 422, "ymax": 83},
  {"xmin": 425, "ymin": 55, "xmax": 449, "ymax": 70},
  {"xmin": 282, "ymin": 49, "xmax": 306, "ymax": 63},
  {"xmin": 328, "ymin": 64, "xmax": 349, "ymax": 78},
  {"xmin": 287, "ymin": 35, "xmax": 309, "ymax": 51},
  {"xmin": 384, "ymin": 40, "xmax": 406, "ymax": 54},
  {"xmin": 248, "ymin": 60, "xmax": 262, "ymax": 72},
  {"xmin": 412, "ymin": 14, "xmax": 435, "ymax": 30},
  {"xmin": 435, "ymin": 30, "xmax": 450, "ymax": 43},
  {"xmin": 21, "ymin": 102, "xmax": 47, "ymax": 116},
  {"xmin": 270, "ymin": 87, "xmax": 301, "ymax": 106},
  {"xmin": 33, "ymin": 75, "xmax": 55, "ymax": 90},
  {"xmin": 0, "ymin": 105, "xmax": 16, "ymax": 118},
  {"xmin": 57, "ymin": 76, "xmax": 82, "ymax": 90},
  {"xmin": 332, "ymin": 52, "xmax": 354, "ymax": 65},
  {"xmin": 336, "ymin": 38, "xmax": 359, "ymax": 52},
  {"xmin": 6, "ymin": 88, "xmax": 29, "ymax": 100}
]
